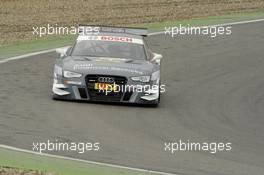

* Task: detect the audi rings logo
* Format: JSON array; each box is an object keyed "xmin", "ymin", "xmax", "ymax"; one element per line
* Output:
[{"xmin": 98, "ymin": 77, "xmax": 115, "ymax": 83}]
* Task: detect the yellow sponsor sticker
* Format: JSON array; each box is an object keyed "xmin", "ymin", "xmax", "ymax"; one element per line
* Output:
[{"xmin": 94, "ymin": 83, "xmax": 118, "ymax": 91}]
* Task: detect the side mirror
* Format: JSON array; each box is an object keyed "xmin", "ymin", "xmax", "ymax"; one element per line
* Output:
[
  {"xmin": 151, "ymin": 53, "xmax": 163, "ymax": 64},
  {"xmin": 56, "ymin": 46, "xmax": 71, "ymax": 57}
]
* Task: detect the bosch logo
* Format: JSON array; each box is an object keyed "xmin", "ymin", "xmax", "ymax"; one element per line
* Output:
[
  {"xmin": 101, "ymin": 36, "xmax": 133, "ymax": 42},
  {"xmin": 98, "ymin": 77, "xmax": 115, "ymax": 83}
]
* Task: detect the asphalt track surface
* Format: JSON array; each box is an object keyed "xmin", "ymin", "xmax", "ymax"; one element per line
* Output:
[{"xmin": 0, "ymin": 22, "xmax": 264, "ymax": 175}]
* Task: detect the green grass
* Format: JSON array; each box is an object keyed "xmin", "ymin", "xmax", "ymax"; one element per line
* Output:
[
  {"xmin": 0, "ymin": 10, "xmax": 264, "ymax": 59},
  {"xmin": 0, "ymin": 35, "xmax": 75, "ymax": 59},
  {"xmin": 0, "ymin": 148, "xmax": 151, "ymax": 175}
]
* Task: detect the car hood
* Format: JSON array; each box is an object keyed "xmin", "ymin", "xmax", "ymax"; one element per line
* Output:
[{"xmin": 62, "ymin": 56, "xmax": 155, "ymax": 76}]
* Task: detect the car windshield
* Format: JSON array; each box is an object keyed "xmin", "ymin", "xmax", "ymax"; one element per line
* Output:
[{"xmin": 71, "ymin": 40, "xmax": 146, "ymax": 60}]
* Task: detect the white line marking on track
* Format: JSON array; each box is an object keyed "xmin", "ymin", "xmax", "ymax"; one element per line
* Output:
[
  {"xmin": 0, "ymin": 144, "xmax": 178, "ymax": 175},
  {"xmin": 0, "ymin": 48, "xmax": 57, "ymax": 64}
]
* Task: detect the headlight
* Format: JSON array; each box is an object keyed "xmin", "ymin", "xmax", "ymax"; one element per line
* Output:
[
  {"xmin": 131, "ymin": 76, "xmax": 150, "ymax": 83},
  {"xmin": 54, "ymin": 65, "xmax": 63, "ymax": 76},
  {"xmin": 63, "ymin": 70, "xmax": 82, "ymax": 78}
]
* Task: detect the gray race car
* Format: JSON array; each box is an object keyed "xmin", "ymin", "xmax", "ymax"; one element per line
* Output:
[{"xmin": 52, "ymin": 26, "xmax": 163, "ymax": 106}]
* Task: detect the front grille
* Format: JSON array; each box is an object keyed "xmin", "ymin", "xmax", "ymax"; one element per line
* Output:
[
  {"xmin": 86, "ymin": 75, "xmax": 127, "ymax": 85},
  {"xmin": 85, "ymin": 75, "xmax": 127, "ymax": 102}
]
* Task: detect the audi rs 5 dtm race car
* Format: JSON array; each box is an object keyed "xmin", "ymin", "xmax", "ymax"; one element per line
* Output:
[{"xmin": 52, "ymin": 26, "xmax": 163, "ymax": 106}]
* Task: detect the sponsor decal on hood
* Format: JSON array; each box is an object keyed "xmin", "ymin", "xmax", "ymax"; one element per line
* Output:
[{"xmin": 73, "ymin": 64, "xmax": 144, "ymax": 75}]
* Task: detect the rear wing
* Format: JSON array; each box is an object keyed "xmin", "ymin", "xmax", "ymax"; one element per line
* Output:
[{"xmin": 78, "ymin": 25, "xmax": 148, "ymax": 36}]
